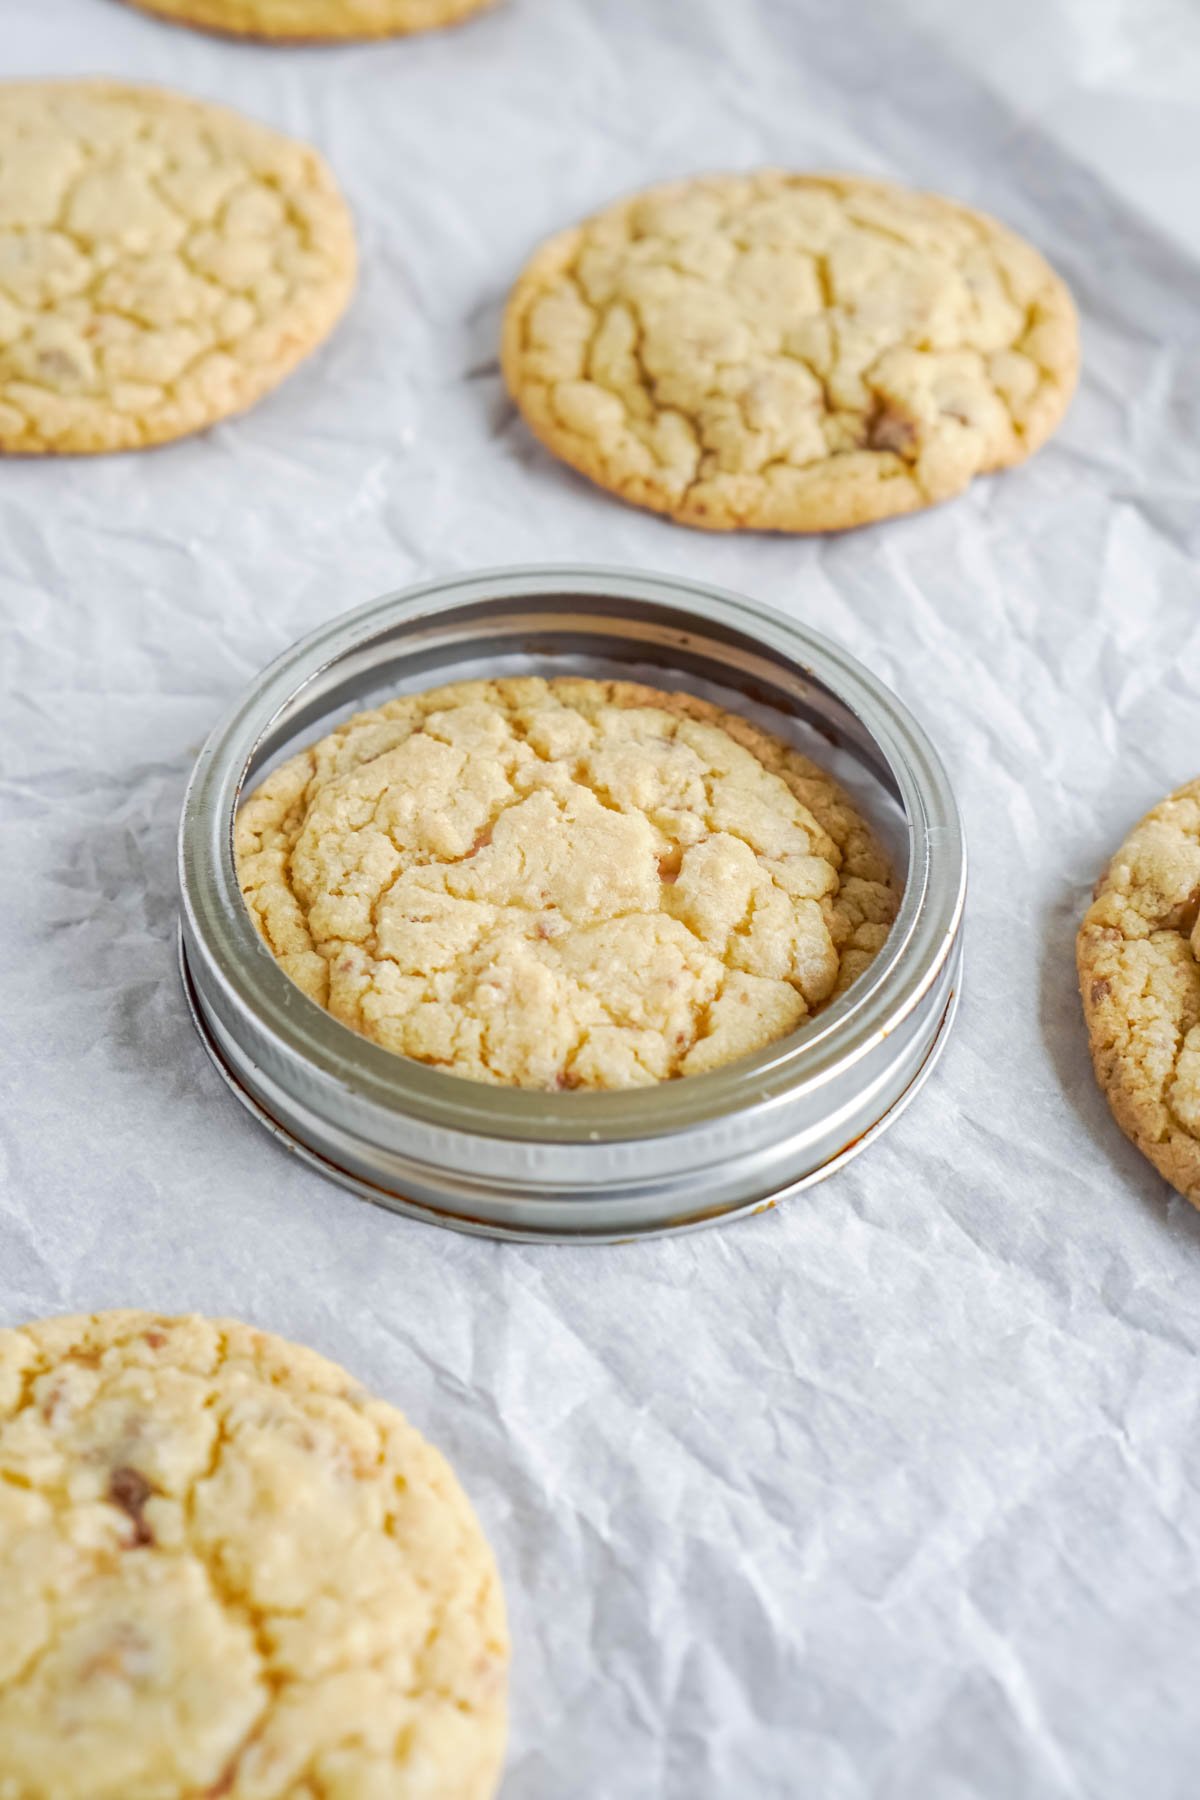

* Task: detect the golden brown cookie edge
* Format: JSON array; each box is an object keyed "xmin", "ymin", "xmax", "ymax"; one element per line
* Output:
[{"xmin": 117, "ymin": 0, "xmax": 495, "ymax": 41}]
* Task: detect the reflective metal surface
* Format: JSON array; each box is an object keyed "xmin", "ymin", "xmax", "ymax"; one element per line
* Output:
[{"xmin": 178, "ymin": 566, "xmax": 966, "ymax": 1241}]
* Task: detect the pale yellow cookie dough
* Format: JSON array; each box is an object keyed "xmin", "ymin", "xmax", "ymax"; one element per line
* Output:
[
  {"xmin": 122, "ymin": 0, "xmax": 494, "ymax": 41},
  {"xmin": 0, "ymin": 82, "xmax": 356, "ymax": 454},
  {"xmin": 501, "ymin": 171, "xmax": 1079, "ymax": 532},
  {"xmin": 235, "ymin": 676, "xmax": 900, "ymax": 1090},
  {"xmin": 1078, "ymin": 777, "xmax": 1200, "ymax": 1207},
  {"xmin": 0, "ymin": 1310, "xmax": 508, "ymax": 1800}
]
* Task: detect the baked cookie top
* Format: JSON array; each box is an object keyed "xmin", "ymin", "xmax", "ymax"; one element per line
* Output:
[
  {"xmin": 1078, "ymin": 778, "xmax": 1200, "ymax": 1206},
  {"xmin": 235, "ymin": 676, "xmax": 899, "ymax": 1091},
  {"xmin": 0, "ymin": 81, "xmax": 355, "ymax": 454},
  {"xmin": 501, "ymin": 171, "xmax": 1078, "ymax": 532},
  {"xmin": 0, "ymin": 1310, "xmax": 508, "ymax": 1800},
  {"xmin": 122, "ymin": 0, "xmax": 494, "ymax": 41}
]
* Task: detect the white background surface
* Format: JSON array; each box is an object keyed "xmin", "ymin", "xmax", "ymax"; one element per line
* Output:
[{"xmin": 4, "ymin": 2, "xmax": 1200, "ymax": 1794}]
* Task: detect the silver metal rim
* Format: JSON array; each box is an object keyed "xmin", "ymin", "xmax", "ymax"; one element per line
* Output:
[
  {"xmin": 178, "ymin": 564, "xmax": 966, "ymax": 1239},
  {"xmin": 178, "ymin": 927, "xmax": 962, "ymax": 1244}
]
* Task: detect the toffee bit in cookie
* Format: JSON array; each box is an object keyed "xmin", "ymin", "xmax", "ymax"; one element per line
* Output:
[
  {"xmin": 502, "ymin": 171, "xmax": 1078, "ymax": 533},
  {"xmin": 235, "ymin": 675, "xmax": 900, "ymax": 1091},
  {"xmin": 866, "ymin": 403, "xmax": 919, "ymax": 457},
  {"xmin": 107, "ymin": 1465, "xmax": 157, "ymax": 1547},
  {"xmin": 201, "ymin": 1762, "xmax": 238, "ymax": 1800}
]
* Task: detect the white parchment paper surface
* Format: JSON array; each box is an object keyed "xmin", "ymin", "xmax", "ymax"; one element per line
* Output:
[{"xmin": 3, "ymin": 2, "xmax": 1200, "ymax": 1794}]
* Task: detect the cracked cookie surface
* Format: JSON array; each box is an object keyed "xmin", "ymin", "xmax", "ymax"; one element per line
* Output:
[
  {"xmin": 0, "ymin": 82, "xmax": 355, "ymax": 454},
  {"xmin": 0, "ymin": 1310, "xmax": 508, "ymax": 1800},
  {"xmin": 501, "ymin": 171, "xmax": 1078, "ymax": 532},
  {"xmin": 122, "ymin": 0, "xmax": 494, "ymax": 41},
  {"xmin": 235, "ymin": 676, "xmax": 899, "ymax": 1090},
  {"xmin": 1078, "ymin": 778, "xmax": 1200, "ymax": 1207}
]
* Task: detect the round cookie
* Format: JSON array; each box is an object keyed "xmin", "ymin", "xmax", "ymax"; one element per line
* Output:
[
  {"xmin": 501, "ymin": 171, "xmax": 1078, "ymax": 532},
  {"xmin": 121, "ymin": 0, "xmax": 494, "ymax": 40},
  {"xmin": 0, "ymin": 1309, "xmax": 508, "ymax": 1800},
  {"xmin": 235, "ymin": 675, "xmax": 900, "ymax": 1090},
  {"xmin": 1078, "ymin": 778, "xmax": 1200, "ymax": 1207},
  {"xmin": 0, "ymin": 82, "xmax": 356, "ymax": 454}
]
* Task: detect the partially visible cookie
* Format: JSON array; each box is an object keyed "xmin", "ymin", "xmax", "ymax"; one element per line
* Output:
[
  {"xmin": 235, "ymin": 675, "xmax": 899, "ymax": 1091},
  {"xmin": 0, "ymin": 1310, "xmax": 508, "ymax": 1799},
  {"xmin": 0, "ymin": 82, "xmax": 356, "ymax": 454},
  {"xmin": 1077, "ymin": 778, "xmax": 1200, "ymax": 1206},
  {"xmin": 121, "ymin": 0, "xmax": 494, "ymax": 39},
  {"xmin": 501, "ymin": 171, "xmax": 1078, "ymax": 532}
]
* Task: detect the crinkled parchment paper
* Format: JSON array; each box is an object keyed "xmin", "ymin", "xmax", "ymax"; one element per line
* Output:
[{"xmin": 3, "ymin": 1, "xmax": 1200, "ymax": 1794}]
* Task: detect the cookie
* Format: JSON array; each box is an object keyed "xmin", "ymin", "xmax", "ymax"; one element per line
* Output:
[
  {"xmin": 1078, "ymin": 778, "xmax": 1200, "ymax": 1207},
  {"xmin": 121, "ymin": 0, "xmax": 494, "ymax": 41},
  {"xmin": 235, "ymin": 676, "xmax": 899, "ymax": 1090},
  {"xmin": 0, "ymin": 1309, "xmax": 508, "ymax": 1800},
  {"xmin": 0, "ymin": 82, "xmax": 356, "ymax": 454},
  {"xmin": 501, "ymin": 171, "xmax": 1078, "ymax": 532}
]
